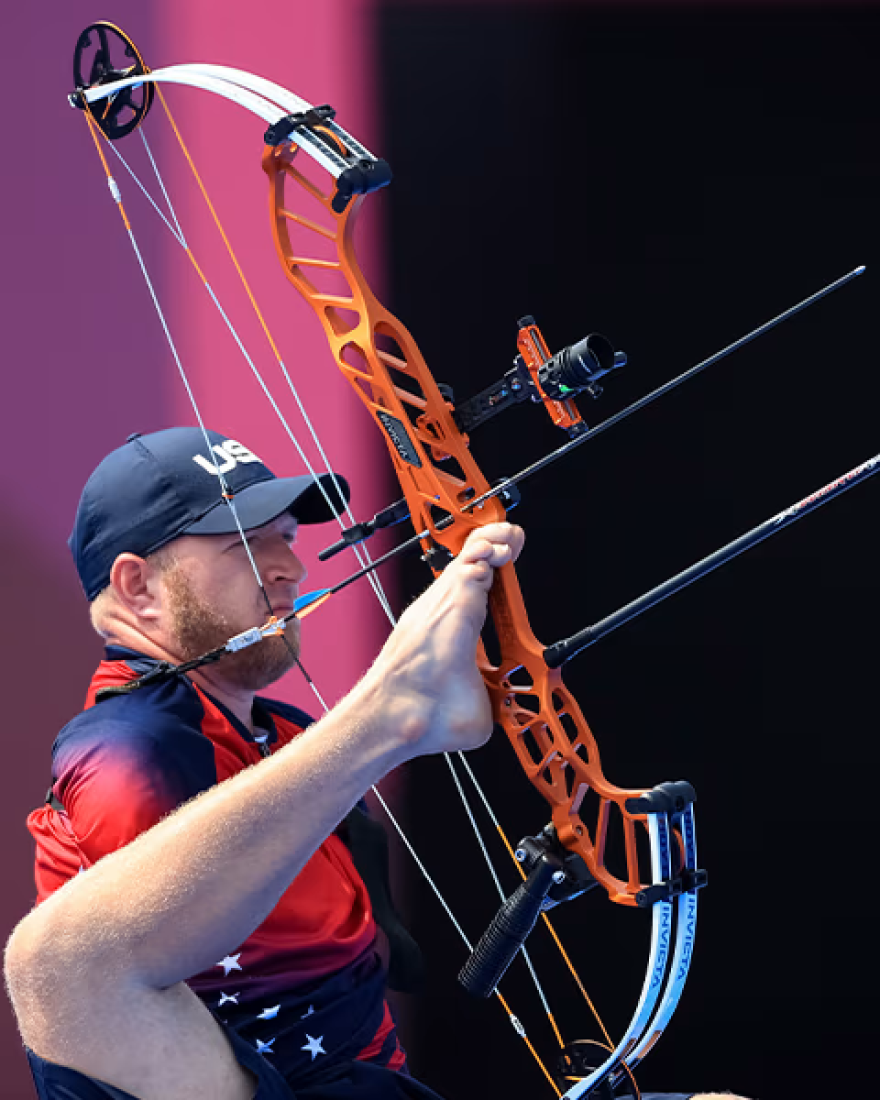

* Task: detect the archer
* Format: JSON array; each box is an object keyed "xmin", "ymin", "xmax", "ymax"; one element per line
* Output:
[{"xmin": 4, "ymin": 428, "xmax": 743, "ymax": 1100}]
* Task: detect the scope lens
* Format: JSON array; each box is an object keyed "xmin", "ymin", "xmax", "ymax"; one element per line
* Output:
[
  {"xmin": 537, "ymin": 333, "xmax": 621, "ymax": 399},
  {"xmin": 568, "ymin": 334, "xmax": 615, "ymax": 383}
]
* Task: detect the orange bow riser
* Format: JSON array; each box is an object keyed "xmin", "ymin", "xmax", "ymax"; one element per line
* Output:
[{"xmin": 262, "ymin": 138, "xmax": 655, "ymax": 908}]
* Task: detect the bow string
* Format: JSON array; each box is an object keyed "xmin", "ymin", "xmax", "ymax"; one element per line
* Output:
[
  {"xmin": 71, "ymin": 22, "xmax": 589, "ymax": 1096},
  {"xmin": 70, "ymin": 21, "xmax": 873, "ymax": 1100}
]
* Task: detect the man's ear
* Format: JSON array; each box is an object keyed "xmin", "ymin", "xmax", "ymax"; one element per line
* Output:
[{"xmin": 108, "ymin": 553, "xmax": 165, "ymax": 622}]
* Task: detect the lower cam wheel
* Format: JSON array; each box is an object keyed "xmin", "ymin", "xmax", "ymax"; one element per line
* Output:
[{"xmin": 557, "ymin": 1040, "xmax": 638, "ymax": 1099}]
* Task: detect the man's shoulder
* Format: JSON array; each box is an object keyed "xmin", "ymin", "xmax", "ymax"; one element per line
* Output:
[{"xmin": 55, "ymin": 671, "xmax": 206, "ymax": 759}]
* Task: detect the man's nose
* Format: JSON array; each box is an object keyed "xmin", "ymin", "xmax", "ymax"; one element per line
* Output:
[{"xmin": 264, "ymin": 544, "xmax": 308, "ymax": 584}]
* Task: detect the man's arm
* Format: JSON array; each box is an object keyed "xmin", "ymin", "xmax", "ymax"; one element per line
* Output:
[{"xmin": 5, "ymin": 524, "xmax": 522, "ymax": 1100}]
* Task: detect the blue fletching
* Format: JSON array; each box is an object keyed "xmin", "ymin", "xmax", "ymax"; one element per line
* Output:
[{"xmin": 293, "ymin": 588, "xmax": 331, "ymax": 614}]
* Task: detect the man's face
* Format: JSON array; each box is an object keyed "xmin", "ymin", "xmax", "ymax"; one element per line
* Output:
[{"xmin": 159, "ymin": 512, "xmax": 307, "ymax": 691}]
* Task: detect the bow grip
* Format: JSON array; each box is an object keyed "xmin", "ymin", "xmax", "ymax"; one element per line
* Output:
[{"xmin": 458, "ymin": 853, "xmax": 562, "ymax": 998}]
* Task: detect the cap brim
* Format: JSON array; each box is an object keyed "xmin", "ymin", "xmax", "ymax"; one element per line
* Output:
[{"xmin": 184, "ymin": 473, "xmax": 350, "ymax": 535}]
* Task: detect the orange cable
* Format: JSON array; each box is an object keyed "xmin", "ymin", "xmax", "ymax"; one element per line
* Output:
[
  {"xmin": 87, "ymin": 81, "xmax": 626, "ymax": 1098},
  {"xmin": 118, "ymin": 95, "xmax": 566, "ymax": 1092},
  {"xmin": 494, "ymin": 990, "xmax": 562, "ymax": 1098},
  {"xmin": 489, "ymin": 825, "xmax": 563, "ymax": 1046},
  {"xmin": 82, "ymin": 107, "xmax": 224, "ymax": 329},
  {"xmin": 153, "ymin": 84, "xmax": 287, "ymax": 367},
  {"xmin": 539, "ymin": 913, "xmax": 614, "ymax": 1051},
  {"xmin": 83, "ymin": 110, "xmax": 134, "ymax": 235},
  {"xmin": 494, "ymin": 822, "xmax": 614, "ymax": 1050},
  {"xmin": 621, "ymin": 1056, "xmax": 642, "ymax": 1099}
]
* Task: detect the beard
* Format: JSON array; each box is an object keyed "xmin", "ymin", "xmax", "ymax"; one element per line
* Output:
[{"xmin": 163, "ymin": 565, "xmax": 300, "ymax": 691}]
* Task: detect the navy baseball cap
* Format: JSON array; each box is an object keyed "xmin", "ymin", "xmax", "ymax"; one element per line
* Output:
[{"xmin": 70, "ymin": 427, "xmax": 350, "ymax": 600}]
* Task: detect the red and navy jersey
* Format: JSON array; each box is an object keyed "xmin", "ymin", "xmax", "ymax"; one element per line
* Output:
[{"xmin": 27, "ymin": 647, "xmax": 406, "ymax": 1086}]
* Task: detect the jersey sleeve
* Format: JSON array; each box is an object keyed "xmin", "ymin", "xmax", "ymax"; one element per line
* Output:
[{"xmin": 51, "ymin": 710, "xmax": 219, "ymax": 869}]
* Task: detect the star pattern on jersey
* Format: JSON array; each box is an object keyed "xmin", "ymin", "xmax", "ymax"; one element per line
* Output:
[
  {"xmin": 218, "ymin": 992, "xmax": 240, "ymax": 1006},
  {"xmin": 301, "ymin": 1004, "xmax": 315, "ymax": 1018},
  {"xmin": 217, "ymin": 953, "xmax": 242, "ymax": 975},
  {"xmin": 257, "ymin": 1005, "xmax": 281, "ymax": 1020},
  {"xmin": 255, "ymin": 1037, "xmax": 276, "ymax": 1055},
  {"xmin": 302, "ymin": 1034, "xmax": 326, "ymax": 1061}
]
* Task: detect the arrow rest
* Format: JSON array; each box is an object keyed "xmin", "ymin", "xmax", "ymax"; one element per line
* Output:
[
  {"xmin": 419, "ymin": 538, "xmax": 454, "ymax": 572},
  {"xmin": 317, "ymin": 479, "xmax": 520, "ymax": 562}
]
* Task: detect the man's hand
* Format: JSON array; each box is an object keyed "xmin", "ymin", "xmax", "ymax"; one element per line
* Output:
[{"xmin": 367, "ymin": 521, "xmax": 524, "ymax": 759}]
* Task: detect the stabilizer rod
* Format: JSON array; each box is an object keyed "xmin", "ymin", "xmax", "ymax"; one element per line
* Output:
[{"xmin": 458, "ymin": 851, "xmax": 563, "ymax": 998}]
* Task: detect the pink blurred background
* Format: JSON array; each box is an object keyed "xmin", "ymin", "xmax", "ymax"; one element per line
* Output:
[{"xmin": 1, "ymin": 3, "xmax": 393, "ymax": 1092}]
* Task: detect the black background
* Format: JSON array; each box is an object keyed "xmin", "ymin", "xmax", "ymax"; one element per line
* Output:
[{"xmin": 375, "ymin": 4, "xmax": 880, "ymax": 1099}]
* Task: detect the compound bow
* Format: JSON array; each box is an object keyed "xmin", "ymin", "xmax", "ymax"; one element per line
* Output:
[{"xmin": 69, "ymin": 21, "xmax": 872, "ymax": 1099}]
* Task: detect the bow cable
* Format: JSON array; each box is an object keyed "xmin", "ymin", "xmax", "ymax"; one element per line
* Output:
[
  {"xmin": 79, "ymin": 48, "xmax": 872, "ymax": 1095},
  {"xmin": 77, "ymin": 55, "xmax": 695, "ymax": 1095},
  {"xmin": 443, "ymin": 754, "xmax": 563, "ymax": 1047},
  {"xmin": 326, "ymin": 703, "xmax": 562, "ymax": 1097},
  {"xmin": 105, "ymin": 106, "xmax": 397, "ymax": 626},
  {"xmin": 80, "ymin": 77, "xmax": 587, "ymax": 1094},
  {"xmin": 149, "ymin": 84, "xmax": 379, "ymax": 577},
  {"xmin": 106, "ymin": 115, "xmax": 568, "ymax": 1042},
  {"xmin": 81, "ymin": 54, "xmax": 399, "ymax": 623},
  {"xmin": 128, "ymin": 76, "xmax": 603, "ymax": 1004},
  {"xmin": 453, "ymin": 753, "xmax": 614, "ymax": 1050},
  {"xmin": 83, "ymin": 105, "xmax": 375, "ymax": 702},
  {"xmin": 81, "ymin": 108, "xmax": 270, "ymax": 604}
]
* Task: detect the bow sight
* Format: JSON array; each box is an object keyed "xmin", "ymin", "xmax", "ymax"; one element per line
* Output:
[
  {"xmin": 534, "ymin": 331, "xmax": 623, "ymax": 404},
  {"xmin": 451, "ymin": 317, "xmax": 626, "ymax": 438},
  {"xmin": 315, "ymin": 316, "xmax": 623, "ymax": 562}
]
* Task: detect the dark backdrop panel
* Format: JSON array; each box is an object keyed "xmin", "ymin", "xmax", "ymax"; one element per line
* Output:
[{"xmin": 378, "ymin": 4, "xmax": 879, "ymax": 1099}]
